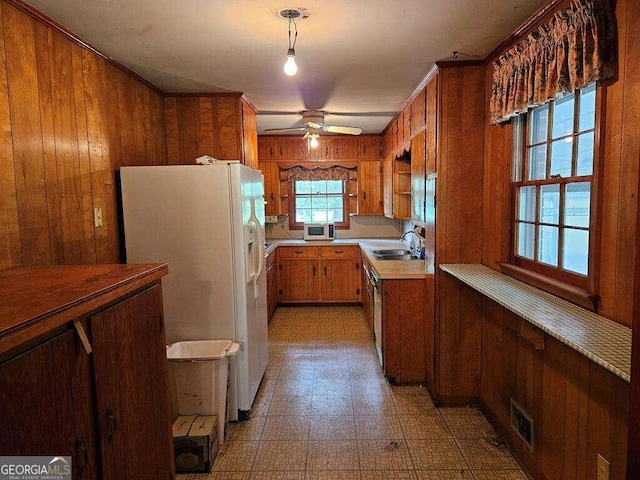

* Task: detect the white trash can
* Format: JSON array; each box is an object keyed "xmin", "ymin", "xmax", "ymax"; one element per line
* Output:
[{"xmin": 166, "ymin": 340, "xmax": 240, "ymax": 443}]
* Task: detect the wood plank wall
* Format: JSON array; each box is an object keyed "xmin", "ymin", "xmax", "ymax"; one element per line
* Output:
[
  {"xmin": 0, "ymin": 1, "xmax": 167, "ymax": 271},
  {"xmin": 482, "ymin": 0, "xmax": 640, "ymax": 328},
  {"xmin": 435, "ymin": 65, "xmax": 485, "ymax": 401}
]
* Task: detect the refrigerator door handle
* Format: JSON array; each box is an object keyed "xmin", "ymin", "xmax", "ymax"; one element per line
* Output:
[{"xmin": 254, "ymin": 214, "xmax": 265, "ymax": 279}]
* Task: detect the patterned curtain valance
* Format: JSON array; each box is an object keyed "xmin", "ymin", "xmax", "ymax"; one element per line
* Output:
[
  {"xmin": 489, "ymin": 0, "xmax": 616, "ymax": 125},
  {"xmin": 285, "ymin": 165, "xmax": 355, "ymax": 182}
]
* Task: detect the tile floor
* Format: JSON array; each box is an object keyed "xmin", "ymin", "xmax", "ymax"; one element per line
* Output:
[{"xmin": 180, "ymin": 305, "xmax": 530, "ymax": 480}]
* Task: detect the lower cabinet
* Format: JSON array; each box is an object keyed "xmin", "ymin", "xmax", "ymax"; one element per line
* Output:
[
  {"xmin": 0, "ymin": 265, "xmax": 173, "ymax": 480},
  {"xmin": 381, "ymin": 278, "xmax": 428, "ymax": 384},
  {"xmin": 266, "ymin": 249, "xmax": 278, "ymax": 320},
  {"xmin": 278, "ymin": 246, "xmax": 361, "ymax": 303}
]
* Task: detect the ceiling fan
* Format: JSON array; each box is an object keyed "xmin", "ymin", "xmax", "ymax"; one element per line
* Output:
[{"xmin": 263, "ymin": 110, "xmax": 363, "ymax": 140}]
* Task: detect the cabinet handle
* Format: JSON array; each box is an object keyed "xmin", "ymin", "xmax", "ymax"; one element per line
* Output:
[
  {"xmin": 355, "ymin": 263, "xmax": 360, "ymax": 270},
  {"xmin": 313, "ymin": 266, "xmax": 316, "ymax": 276},
  {"xmin": 334, "ymin": 250, "xmax": 343, "ymax": 254},
  {"xmin": 106, "ymin": 409, "xmax": 118, "ymax": 444},
  {"xmin": 279, "ymin": 146, "xmax": 283, "ymax": 156},
  {"xmin": 363, "ymin": 191, "xmax": 367, "ymax": 200},
  {"xmin": 294, "ymin": 250, "xmax": 304, "ymax": 254},
  {"xmin": 76, "ymin": 439, "xmax": 88, "ymax": 477},
  {"xmin": 270, "ymin": 147, "xmax": 274, "ymax": 156},
  {"xmin": 270, "ymin": 192, "xmax": 275, "ymax": 201},
  {"xmin": 324, "ymin": 266, "xmax": 327, "ymax": 276}
]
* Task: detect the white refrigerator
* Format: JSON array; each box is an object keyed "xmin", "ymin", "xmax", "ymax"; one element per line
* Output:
[{"xmin": 120, "ymin": 164, "xmax": 268, "ymax": 421}]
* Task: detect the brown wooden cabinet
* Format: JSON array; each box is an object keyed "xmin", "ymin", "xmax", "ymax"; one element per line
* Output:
[
  {"xmin": 260, "ymin": 163, "xmax": 280, "ymax": 216},
  {"xmin": 0, "ymin": 265, "xmax": 173, "ymax": 480},
  {"xmin": 361, "ymin": 253, "xmax": 374, "ymax": 334},
  {"xmin": 277, "ymin": 246, "xmax": 361, "ymax": 303},
  {"xmin": 358, "ymin": 160, "xmax": 383, "ymax": 215},
  {"xmin": 380, "ymin": 278, "xmax": 428, "ymax": 384},
  {"xmin": 411, "ymin": 130, "xmax": 427, "ymax": 226},
  {"xmin": 383, "ymin": 154, "xmax": 394, "ymax": 218},
  {"xmin": 266, "ymin": 249, "xmax": 278, "ymax": 320}
]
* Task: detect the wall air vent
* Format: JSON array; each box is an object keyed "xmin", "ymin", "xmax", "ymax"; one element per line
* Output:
[{"xmin": 510, "ymin": 399, "xmax": 535, "ymax": 450}]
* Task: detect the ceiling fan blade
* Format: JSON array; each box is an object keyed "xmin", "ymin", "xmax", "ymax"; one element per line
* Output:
[
  {"xmin": 323, "ymin": 125, "xmax": 363, "ymax": 135},
  {"xmin": 263, "ymin": 127, "xmax": 308, "ymax": 133},
  {"xmin": 302, "ymin": 131, "xmax": 310, "ymax": 140},
  {"xmin": 307, "ymin": 121, "xmax": 324, "ymax": 129}
]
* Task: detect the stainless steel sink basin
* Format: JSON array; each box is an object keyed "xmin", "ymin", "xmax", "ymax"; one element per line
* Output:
[{"xmin": 371, "ymin": 249, "xmax": 419, "ymax": 260}]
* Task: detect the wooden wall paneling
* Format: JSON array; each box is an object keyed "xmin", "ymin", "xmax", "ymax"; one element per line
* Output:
[
  {"xmin": 563, "ymin": 347, "xmax": 582, "ymax": 480},
  {"xmin": 410, "ymin": 88, "xmax": 426, "ymax": 134},
  {"xmin": 164, "ymin": 97, "xmax": 180, "ymax": 163},
  {"xmin": 115, "ymin": 70, "xmax": 134, "ymax": 167},
  {"xmin": 586, "ymin": 363, "xmax": 613, "ymax": 478},
  {"xmin": 178, "ymin": 97, "xmax": 196, "ymax": 164},
  {"xmin": 0, "ymin": 1, "xmax": 20, "ymax": 270},
  {"xmin": 196, "ymin": 97, "xmax": 214, "ymax": 158},
  {"xmin": 213, "ymin": 96, "xmax": 241, "ymax": 160},
  {"xmin": 241, "ymin": 100, "xmax": 258, "ymax": 168},
  {"xmin": 425, "ymin": 77, "xmax": 437, "ymax": 174},
  {"xmin": 34, "ymin": 22, "xmax": 64, "ymax": 265},
  {"xmin": 3, "ymin": 3, "xmax": 51, "ymax": 266},
  {"xmin": 609, "ymin": 374, "xmax": 629, "ymax": 480},
  {"xmin": 539, "ymin": 336, "xmax": 568, "ymax": 479},
  {"xmin": 50, "ymin": 30, "xmax": 88, "ymax": 263},
  {"xmin": 70, "ymin": 41, "xmax": 97, "ymax": 264}
]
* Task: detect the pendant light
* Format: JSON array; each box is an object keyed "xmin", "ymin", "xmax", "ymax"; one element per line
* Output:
[{"xmin": 284, "ymin": 17, "xmax": 298, "ymax": 76}]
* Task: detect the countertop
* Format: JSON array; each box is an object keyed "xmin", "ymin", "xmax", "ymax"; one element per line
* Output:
[
  {"xmin": 440, "ymin": 263, "xmax": 631, "ymax": 382},
  {"xmin": 265, "ymin": 238, "xmax": 430, "ymax": 279}
]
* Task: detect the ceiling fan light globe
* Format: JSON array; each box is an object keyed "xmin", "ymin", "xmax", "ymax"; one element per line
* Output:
[
  {"xmin": 309, "ymin": 136, "xmax": 319, "ymax": 149},
  {"xmin": 284, "ymin": 50, "xmax": 297, "ymax": 76}
]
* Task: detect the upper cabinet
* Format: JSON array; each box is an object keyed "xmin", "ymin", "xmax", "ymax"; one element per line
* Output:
[{"xmin": 164, "ymin": 94, "xmax": 258, "ymax": 166}]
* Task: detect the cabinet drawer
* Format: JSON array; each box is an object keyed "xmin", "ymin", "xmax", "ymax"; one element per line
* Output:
[
  {"xmin": 278, "ymin": 246, "xmax": 319, "ymax": 258},
  {"xmin": 319, "ymin": 246, "xmax": 360, "ymax": 258}
]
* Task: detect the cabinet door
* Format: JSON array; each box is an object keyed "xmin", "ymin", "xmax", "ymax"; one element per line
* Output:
[
  {"xmin": 358, "ymin": 161, "xmax": 383, "ymax": 215},
  {"xmin": 91, "ymin": 286, "xmax": 173, "ymax": 480},
  {"xmin": 322, "ymin": 258, "xmax": 361, "ymax": 302},
  {"xmin": 258, "ymin": 137, "xmax": 278, "ymax": 161},
  {"xmin": 278, "ymin": 258, "xmax": 320, "ymax": 302},
  {"xmin": 332, "ymin": 137, "xmax": 357, "ymax": 159},
  {"xmin": 383, "ymin": 154, "xmax": 394, "ymax": 217},
  {"xmin": 358, "ymin": 136, "xmax": 381, "ymax": 159},
  {"xmin": 0, "ymin": 329, "xmax": 97, "ymax": 480},
  {"xmin": 411, "ymin": 130, "xmax": 427, "ymax": 226},
  {"xmin": 411, "ymin": 88, "xmax": 426, "ymax": 134},
  {"xmin": 241, "ymin": 101, "xmax": 258, "ymax": 168},
  {"xmin": 266, "ymin": 251, "xmax": 278, "ymax": 319},
  {"xmin": 261, "ymin": 162, "xmax": 280, "ymax": 216},
  {"xmin": 425, "ymin": 75, "xmax": 438, "ymax": 174}
]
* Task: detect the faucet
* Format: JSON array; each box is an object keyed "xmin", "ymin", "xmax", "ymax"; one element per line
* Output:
[{"xmin": 400, "ymin": 230, "xmax": 416, "ymax": 241}]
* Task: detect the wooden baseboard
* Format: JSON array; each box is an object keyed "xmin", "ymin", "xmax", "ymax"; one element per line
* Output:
[{"xmin": 431, "ymin": 394, "xmax": 479, "ymax": 407}]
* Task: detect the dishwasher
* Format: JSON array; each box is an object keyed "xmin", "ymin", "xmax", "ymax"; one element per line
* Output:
[{"xmin": 369, "ymin": 267, "xmax": 383, "ymax": 367}]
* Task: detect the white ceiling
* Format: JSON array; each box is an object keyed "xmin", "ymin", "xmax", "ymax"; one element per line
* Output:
[{"xmin": 26, "ymin": 0, "xmax": 547, "ymax": 134}]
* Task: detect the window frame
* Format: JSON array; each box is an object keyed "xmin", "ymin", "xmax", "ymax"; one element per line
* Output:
[
  {"xmin": 288, "ymin": 178, "xmax": 351, "ymax": 229},
  {"xmin": 507, "ymin": 83, "xmax": 603, "ymax": 310}
]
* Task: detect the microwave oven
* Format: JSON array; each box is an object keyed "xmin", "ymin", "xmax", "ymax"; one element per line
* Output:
[{"xmin": 303, "ymin": 223, "xmax": 335, "ymax": 241}]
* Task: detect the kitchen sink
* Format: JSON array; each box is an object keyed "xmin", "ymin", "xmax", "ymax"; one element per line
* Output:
[{"xmin": 371, "ymin": 249, "xmax": 419, "ymax": 260}]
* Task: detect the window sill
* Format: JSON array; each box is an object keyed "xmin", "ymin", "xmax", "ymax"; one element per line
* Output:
[{"xmin": 498, "ymin": 262, "xmax": 598, "ymax": 312}]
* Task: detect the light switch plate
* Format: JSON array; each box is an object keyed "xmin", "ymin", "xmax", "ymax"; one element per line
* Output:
[
  {"xmin": 94, "ymin": 207, "xmax": 103, "ymax": 228},
  {"xmin": 265, "ymin": 215, "xmax": 278, "ymax": 224}
]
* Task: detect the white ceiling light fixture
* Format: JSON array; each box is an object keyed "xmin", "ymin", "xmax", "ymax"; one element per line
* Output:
[{"xmin": 277, "ymin": 8, "xmax": 307, "ymax": 77}]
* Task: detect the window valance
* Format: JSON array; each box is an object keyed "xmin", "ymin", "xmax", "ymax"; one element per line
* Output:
[
  {"xmin": 489, "ymin": 0, "xmax": 615, "ymax": 125},
  {"xmin": 284, "ymin": 165, "xmax": 356, "ymax": 182}
]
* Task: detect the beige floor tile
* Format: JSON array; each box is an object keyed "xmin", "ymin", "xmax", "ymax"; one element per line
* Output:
[
  {"xmin": 438, "ymin": 407, "xmax": 482, "ymax": 416},
  {"xmin": 227, "ymin": 416, "xmax": 266, "ymax": 441},
  {"xmin": 443, "ymin": 413, "xmax": 497, "ymax": 440},
  {"xmin": 197, "ymin": 471, "xmax": 252, "ymax": 480},
  {"xmin": 392, "ymin": 392, "xmax": 438, "ymax": 415},
  {"xmin": 307, "ymin": 440, "xmax": 360, "ymax": 470},
  {"xmin": 472, "ymin": 470, "xmax": 530, "ymax": 479},
  {"xmin": 406, "ymin": 439, "xmax": 468, "ymax": 470},
  {"xmin": 268, "ymin": 394, "xmax": 313, "ymax": 416},
  {"xmin": 358, "ymin": 439, "xmax": 414, "ymax": 470},
  {"xmin": 249, "ymin": 471, "xmax": 306, "ymax": 480},
  {"xmin": 413, "ymin": 470, "xmax": 474, "ymax": 479},
  {"xmin": 273, "ymin": 377, "xmax": 315, "ymax": 396},
  {"xmin": 359, "ymin": 471, "xmax": 417, "ymax": 479},
  {"xmin": 313, "ymin": 378, "xmax": 352, "ymax": 396},
  {"xmin": 212, "ymin": 441, "xmax": 259, "ymax": 472},
  {"xmin": 309, "ymin": 415, "xmax": 357, "ymax": 440},
  {"xmin": 350, "ymin": 378, "xmax": 392, "ymax": 397},
  {"xmin": 250, "ymin": 392, "xmax": 272, "ymax": 416},
  {"xmin": 305, "ymin": 471, "xmax": 361, "ymax": 480},
  {"xmin": 311, "ymin": 392, "xmax": 353, "ymax": 415},
  {"xmin": 314, "ymin": 363, "xmax": 351, "ymax": 380},
  {"xmin": 456, "ymin": 439, "xmax": 520, "ymax": 470},
  {"xmin": 253, "ymin": 441, "xmax": 308, "ymax": 471},
  {"xmin": 400, "ymin": 415, "xmax": 452, "ymax": 439},
  {"xmin": 352, "ymin": 393, "xmax": 397, "ymax": 415},
  {"xmin": 262, "ymin": 415, "xmax": 310, "ymax": 440},
  {"xmin": 354, "ymin": 415, "xmax": 405, "ymax": 439}
]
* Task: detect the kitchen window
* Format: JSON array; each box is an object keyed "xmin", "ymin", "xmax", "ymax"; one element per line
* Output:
[
  {"xmin": 291, "ymin": 179, "xmax": 348, "ymax": 227},
  {"xmin": 511, "ymin": 82, "xmax": 599, "ymax": 299}
]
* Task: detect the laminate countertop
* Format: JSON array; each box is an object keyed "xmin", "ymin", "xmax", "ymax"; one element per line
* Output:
[{"xmin": 265, "ymin": 238, "xmax": 430, "ymax": 280}]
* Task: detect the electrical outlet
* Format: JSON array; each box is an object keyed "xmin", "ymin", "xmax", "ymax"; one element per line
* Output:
[
  {"xmin": 94, "ymin": 207, "xmax": 103, "ymax": 228},
  {"xmin": 597, "ymin": 454, "xmax": 610, "ymax": 480}
]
